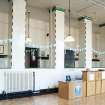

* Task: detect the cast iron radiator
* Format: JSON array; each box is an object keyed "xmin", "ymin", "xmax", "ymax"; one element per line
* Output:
[{"xmin": 4, "ymin": 71, "xmax": 34, "ymax": 93}]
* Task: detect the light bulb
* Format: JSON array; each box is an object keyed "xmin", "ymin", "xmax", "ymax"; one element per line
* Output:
[
  {"xmin": 26, "ymin": 37, "xmax": 32, "ymax": 44},
  {"xmin": 64, "ymin": 36, "xmax": 75, "ymax": 42}
]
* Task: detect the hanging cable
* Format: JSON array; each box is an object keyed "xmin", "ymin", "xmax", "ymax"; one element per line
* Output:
[
  {"xmin": 64, "ymin": 0, "xmax": 75, "ymax": 42},
  {"xmin": 68, "ymin": 0, "xmax": 70, "ymax": 36}
]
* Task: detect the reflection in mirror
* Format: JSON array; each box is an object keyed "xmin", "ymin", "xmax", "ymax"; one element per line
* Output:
[
  {"xmin": 25, "ymin": 1, "xmax": 55, "ymax": 68},
  {"xmin": 0, "ymin": 0, "xmax": 12, "ymax": 69},
  {"xmin": 92, "ymin": 25, "xmax": 105, "ymax": 68},
  {"xmin": 64, "ymin": 0, "xmax": 85, "ymax": 68},
  {"xmin": 64, "ymin": 16, "xmax": 85, "ymax": 68}
]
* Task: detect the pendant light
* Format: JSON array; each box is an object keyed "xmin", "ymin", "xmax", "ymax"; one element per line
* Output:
[
  {"xmin": 64, "ymin": 0, "xmax": 75, "ymax": 42},
  {"xmin": 26, "ymin": 0, "xmax": 32, "ymax": 44}
]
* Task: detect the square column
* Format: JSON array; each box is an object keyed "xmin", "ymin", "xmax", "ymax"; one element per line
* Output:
[
  {"xmin": 84, "ymin": 18, "xmax": 92, "ymax": 68},
  {"xmin": 52, "ymin": 7, "xmax": 65, "ymax": 69},
  {"xmin": 12, "ymin": 0, "xmax": 26, "ymax": 69}
]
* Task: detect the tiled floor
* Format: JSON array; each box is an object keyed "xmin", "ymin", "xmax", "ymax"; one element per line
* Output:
[{"xmin": 0, "ymin": 94, "xmax": 105, "ymax": 105}]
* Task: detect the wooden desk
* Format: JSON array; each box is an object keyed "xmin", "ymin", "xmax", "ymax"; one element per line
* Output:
[
  {"xmin": 58, "ymin": 81, "xmax": 86, "ymax": 100},
  {"xmin": 59, "ymin": 70, "xmax": 105, "ymax": 100}
]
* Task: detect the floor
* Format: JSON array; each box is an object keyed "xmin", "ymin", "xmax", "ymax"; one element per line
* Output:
[{"xmin": 0, "ymin": 94, "xmax": 105, "ymax": 105}]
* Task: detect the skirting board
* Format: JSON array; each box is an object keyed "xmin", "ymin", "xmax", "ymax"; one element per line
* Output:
[
  {"xmin": 0, "ymin": 88, "xmax": 58, "ymax": 100},
  {"xmin": 0, "ymin": 90, "xmax": 33, "ymax": 100}
]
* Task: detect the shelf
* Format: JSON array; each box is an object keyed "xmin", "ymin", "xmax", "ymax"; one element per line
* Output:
[
  {"xmin": 37, "ymin": 56, "xmax": 49, "ymax": 60},
  {"xmin": 92, "ymin": 59, "xmax": 100, "ymax": 62},
  {"xmin": 74, "ymin": 58, "xmax": 100, "ymax": 61},
  {"xmin": 0, "ymin": 55, "xmax": 8, "ymax": 58},
  {"xmin": 75, "ymin": 58, "xmax": 79, "ymax": 61}
]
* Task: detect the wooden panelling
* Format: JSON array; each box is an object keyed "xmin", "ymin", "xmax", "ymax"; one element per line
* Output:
[
  {"xmin": 87, "ymin": 81, "xmax": 95, "ymax": 96},
  {"xmin": 96, "ymin": 80, "xmax": 101, "ymax": 95}
]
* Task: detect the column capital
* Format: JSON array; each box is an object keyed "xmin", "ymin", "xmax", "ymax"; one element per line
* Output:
[{"xmin": 52, "ymin": 6, "xmax": 65, "ymax": 12}]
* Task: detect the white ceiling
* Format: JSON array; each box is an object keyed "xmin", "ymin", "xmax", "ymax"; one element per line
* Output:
[{"xmin": 28, "ymin": 0, "xmax": 105, "ymax": 25}]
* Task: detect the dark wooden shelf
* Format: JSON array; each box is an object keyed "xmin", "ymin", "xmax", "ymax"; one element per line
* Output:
[
  {"xmin": 92, "ymin": 59, "xmax": 100, "ymax": 62},
  {"xmin": 37, "ymin": 56, "xmax": 49, "ymax": 60},
  {"xmin": 74, "ymin": 58, "xmax": 100, "ymax": 61},
  {"xmin": 39, "ymin": 56, "xmax": 49, "ymax": 60},
  {"xmin": 0, "ymin": 55, "xmax": 8, "ymax": 58},
  {"xmin": 75, "ymin": 58, "xmax": 79, "ymax": 61}
]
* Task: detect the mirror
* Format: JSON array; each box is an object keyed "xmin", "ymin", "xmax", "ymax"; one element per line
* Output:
[
  {"xmin": 92, "ymin": 24, "xmax": 105, "ymax": 68},
  {"xmin": 64, "ymin": 16, "xmax": 86, "ymax": 68},
  {"xmin": 25, "ymin": 1, "xmax": 55, "ymax": 68},
  {"xmin": 0, "ymin": 0, "xmax": 12, "ymax": 69}
]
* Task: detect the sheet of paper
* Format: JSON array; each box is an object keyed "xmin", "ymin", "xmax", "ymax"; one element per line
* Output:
[{"xmin": 88, "ymin": 73, "xmax": 95, "ymax": 81}]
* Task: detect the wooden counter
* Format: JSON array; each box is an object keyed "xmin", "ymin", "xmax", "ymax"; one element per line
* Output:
[
  {"xmin": 59, "ymin": 70, "xmax": 105, "ymax": 100},
  {"xmin": 82, "ymin": 70, "xmax": 105, "ymax": 96},
  {"xmin": 58, "ymin": 81, "xmax": 86, "ymax": 100}
]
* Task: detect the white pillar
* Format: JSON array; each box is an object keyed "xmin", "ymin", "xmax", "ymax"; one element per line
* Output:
[
  {"xmin": 84, "ymin": 18, "xmax": 92, "ymax": 68},
  {"xmin": 52, "ymin": 8, "xmax": 65, "ymax": 69},
  {"xmin": 12, "ymin": 0, "xmax": 26, "ymax": 69}
]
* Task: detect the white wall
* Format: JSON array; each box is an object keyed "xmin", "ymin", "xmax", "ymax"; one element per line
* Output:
[{"xmin": 0, "ymin": 68, "xmax": 84, "ymax": 93}]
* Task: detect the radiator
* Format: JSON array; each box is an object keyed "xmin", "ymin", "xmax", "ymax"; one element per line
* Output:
[{"xmin": 4, "ymin": 71, "xmax": 34, "ymax": 93}]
